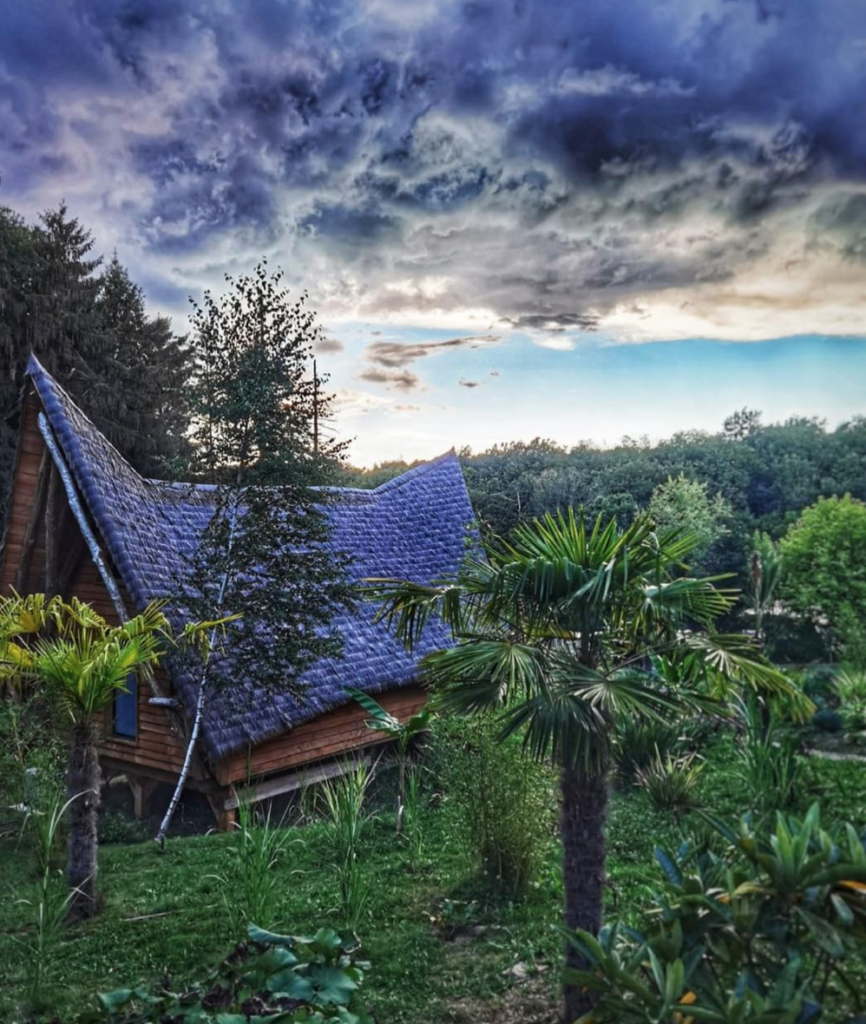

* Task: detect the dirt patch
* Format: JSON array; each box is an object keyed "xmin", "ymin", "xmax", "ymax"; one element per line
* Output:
[{"xmin": 444, "ymin": 974, "xmax": 558, "ymax": 1024}]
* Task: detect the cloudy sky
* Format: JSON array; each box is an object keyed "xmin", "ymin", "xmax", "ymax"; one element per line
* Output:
[{"xmin": 3, "ymin": 0, "xmax": 866, "ymax": 464}]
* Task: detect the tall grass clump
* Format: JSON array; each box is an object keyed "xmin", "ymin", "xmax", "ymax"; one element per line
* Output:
[
  {"xmin": 13, "ymin": 789, "xmax": 80, "ymax": 1009},
  {"xmin": 210, "ymin": 799, "xmax": 297, "ymax": 934},
  {"xmin": 834, "ymin": 665, "xmax": 866, "ymax": 735},
  {"xmin": 403, "ymin": 763, "xmax": 425, "ymax": 868},
  {"xmin": 735, "ymin": 696, "xmax": 799, "ymax": 818},
  {"xmin": 320, "ymin": 761, "xmax": 374, "ymax": 931},
  {"xmin": 435, "ymin": 716, "xmax": 555, "ymax": 895}
]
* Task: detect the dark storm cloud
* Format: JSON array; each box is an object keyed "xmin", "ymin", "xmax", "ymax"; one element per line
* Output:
[{"xmin": 1, "ymin": 0, "xmax": 864, "ymax": 333}]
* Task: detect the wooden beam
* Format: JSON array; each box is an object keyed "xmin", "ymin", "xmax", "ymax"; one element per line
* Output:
[
  {"xmin": 126, "ymin": 774, "xmax": 160, "ymax": 820},
  {"xmin": 43, "ymin": 464, "xmax": 59, "ymax": 598},
  {"xmin": 224, "ymin": 753, "xmax": 371, "ymax": 810},
  {"xmin": 206, "ymin": 792, "xmax": 237, "ymax": 832},
  {"xmin": 14, "ymin": 448, "xmax": 50, "ymax": 593},
  {"xmin": 99, "ymin": 754, "xmax": 223, "ymax": 793}
]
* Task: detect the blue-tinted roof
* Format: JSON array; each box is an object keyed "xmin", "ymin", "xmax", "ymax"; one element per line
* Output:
[{"xmin": 26, "ymin": 355, "xmax": 474, "ymax": 761}]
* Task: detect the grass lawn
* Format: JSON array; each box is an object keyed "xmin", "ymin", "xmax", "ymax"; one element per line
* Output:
[{"xmin": 3, "ymin": 733, "xmax": 866, "ymax": 1023}]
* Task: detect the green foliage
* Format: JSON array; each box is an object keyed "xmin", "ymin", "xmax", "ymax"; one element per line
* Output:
[
  {"xmin": 0, "ymin": 595, "xmax": 171, "ymax": 723},
  {"xmin": 176, "ymin": 261, "xmax": 352, "ymax": 700},
  {"xmin": 749, "ymin": 530, "xmax": 783, "ymax": 641},
  {"xmin": 781, "ymin": 494, "xmax": 866, "ymax": 659},
  {"xmin": 647, "ymin": 473, "xmax": 731, "ymax": 567},
  {"xmin": 614, "ymin": 716, "xmax": 682, "ymax": 785},
  {"xmin": 96, "ymin": 811, "xmax": 149, "ymax": 847},
  {"xmin": 0, "ymin": 692, "xmax": 65, "ymax": 836},
  {"xmin": 320, "ymin": 763, "xmax": 374, "ymax": 931},
  {"xmin": 209, "ymin": 801, "xmax": 299, "ymax": 935},
  {"xmin": 0, "ymin": 202, "xmax": 192, "ymax": 514},
  {"xmin": 12, "ymin": 789, "xmax": 81, "ymax": 1009},
  {"xmin": 435, "ymin": 716, "xmax": 555, "ymax": 894},
  {"xmin": 834, "ymin": 666, "xmax": 866, "ymax": 735},
  {"xmin": 346, "ymin": 688, "xmax": 431, "ymax": 833},
  {"xmin": 83, "ymin": 924, "xmax": 372, "ymax": 1023},
  {"xmin": 568, "ymin": 803, "xmax": 866, "ymax": 1023},
  {"xmin": 635, "ymin": 749, "xmax": 704, "ymax": 814},
  {"xmin": 735, "ymin": 696, "xmax": 800, "ymax": 818}
]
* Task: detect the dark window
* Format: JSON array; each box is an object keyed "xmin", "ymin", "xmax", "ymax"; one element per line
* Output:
[{"xmin": 113, "ymin": 676, "xmax": 137, "ymax": 739}]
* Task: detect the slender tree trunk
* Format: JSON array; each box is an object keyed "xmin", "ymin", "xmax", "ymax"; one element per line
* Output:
[
  {"xmin": 156, "ymin": 673, "xmax": 207, "ymax": 848},
  {"xmin": 66, "ymin": 719, "xmax": 101, "ymax": 918},
  {"xmin": 560, "ymin": 762, "xmax": 609, "ymax": 1024}
]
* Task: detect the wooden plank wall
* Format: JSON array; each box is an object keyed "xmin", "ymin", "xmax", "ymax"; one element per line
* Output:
[
  {"xmin": 1, "ymin": 392, "xmax": 46, "ymax": 593},
  {"xmin": 217, "ymin": 685, "xmax": 427, "ymax": 785}
]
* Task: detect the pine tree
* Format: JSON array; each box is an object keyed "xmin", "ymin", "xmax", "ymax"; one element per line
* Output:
[
  {"xmin": 94, "ymin": 254, "xmax": 191, "ymax": 477},
  {"xmin": 157, "ymin": 262, "xmax": 353, "ymax": 843},
  {"xmin": 0, "ymin": 199, "xmax": 193, "ymax": 516},
  {"xmin": 0, "ymin": 204, "xmax": 38, "ymax": 510}
]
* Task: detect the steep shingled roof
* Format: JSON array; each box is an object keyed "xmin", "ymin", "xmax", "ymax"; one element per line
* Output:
[{"xmin": 26, "ymin": 355, "xmax": 474, "ymax": 761}]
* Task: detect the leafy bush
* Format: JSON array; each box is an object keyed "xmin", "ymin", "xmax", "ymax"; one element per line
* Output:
[
  {"xmin": 614, "ymin": 717, "xmax": 681, "ymax": 785},
  {"xmin": 97, "ymin": 810, "xmax": 149, "ymax": 846},
  {"xmin": 434, "ymin": 715, "xmax": 555, "ymax": 894},
  {"xmin": 0, "ymin": 695, "xmax": 65, "ymax": 839},
  {"xmin": 568, "ymin": 803, "xmax": 866, "ymax": 1023},
  {"xmin": 635, "ymin": 749, "xmax": 703, "ymax": 814},
  {"xmin": 82, "ymin": 923, "xmax": 372, "ymax": 1023}
]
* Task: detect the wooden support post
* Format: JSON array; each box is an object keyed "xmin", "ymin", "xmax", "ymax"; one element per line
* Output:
[
  {"xmin": 206, "ymin": 792, "xmax": 237, "ymax": 833},
  {"xmin": 15, "ymin": 449, "xmax": 50, "ymax": 593},
  {"xmin": 127, "ymin": 775, "xmax": 159, "ymax": 820}
]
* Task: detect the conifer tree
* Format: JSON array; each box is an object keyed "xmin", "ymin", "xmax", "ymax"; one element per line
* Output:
[
  {"xmin": 94, "ymin": 254, "xmax": 191, "ymax": 477},
  {"xmin": 157, "ymin": 262, "xmax": 352, "ymax": 843}
]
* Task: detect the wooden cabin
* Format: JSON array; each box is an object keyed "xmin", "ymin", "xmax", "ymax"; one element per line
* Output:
[{"xmin": 0, "ymin": 356, "xmax": 474, "ymax": 828}]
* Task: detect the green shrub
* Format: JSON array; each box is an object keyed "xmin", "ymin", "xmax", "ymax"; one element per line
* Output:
[
  {"xmin": 97, "ymin": 810, "xmax": 149, "ymax": 846},
  {"xmin": 0, "ymin": 695, "xmax": 65, "ymax": 840},
  {"xmin": 635, "ymin": 749, "xmax": 703, "ymax": 814},
  {"xmin": 614, "ymin": 717, "xmax": 681, "ymax": 785},
  {"xmin": 88, "ymin": 923, "xmax": 373, "ymax": 1023},
  {"xmin": 568, "ymin": 803, "xmax": 866, "ymax": 1023},
  {"xmin": 434, "ymin": 715, "xmax": 555, "ymax": 895}
]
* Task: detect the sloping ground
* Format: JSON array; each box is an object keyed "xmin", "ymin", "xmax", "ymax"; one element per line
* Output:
[{"xmin": 3, "ymin": 740, "xmax": 866, "ymax": 1023}]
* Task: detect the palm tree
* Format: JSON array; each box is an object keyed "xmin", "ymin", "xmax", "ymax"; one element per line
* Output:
[
  {"xmin": 0, "ymin": 594, "xmax": 173, "ymax": 917},
  {"xmin": 346, "ymin": 687, "xmax": 431, "ymax": 833},
  {"xmin": 365, "ymin": 510, "xmax": 800, "ymax": 1022},
  {"xmin": 749, "ymin": 529, "xmax": 783, "ymax": 644}
]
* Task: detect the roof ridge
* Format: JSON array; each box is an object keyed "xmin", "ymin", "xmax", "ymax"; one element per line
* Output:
[
  {"xmin": 26, "ymin": 354, "xmax": 148, "ymax": 487},
  {"xmin": 370, "ymin": 449, "xmax": 460, "ymax": 494}
]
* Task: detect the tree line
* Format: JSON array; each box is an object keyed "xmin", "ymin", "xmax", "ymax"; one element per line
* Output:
[{"xmin": 0, "ymin": 199, "xmax": 192, "ymax": 518}]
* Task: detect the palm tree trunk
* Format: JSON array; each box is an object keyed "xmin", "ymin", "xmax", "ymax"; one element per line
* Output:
[
  {"xmin": 66, "ymin": 719, "xmax": 101, "ymax": 918},
  {"xmin": 560, "ymin": 763, "xmax": 609, "ymax": 1023}
]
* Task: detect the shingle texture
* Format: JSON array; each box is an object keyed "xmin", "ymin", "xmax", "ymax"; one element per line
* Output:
[{"xmin": 27, "ymin": 356, "xmax": 474, "ymax": 761}]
